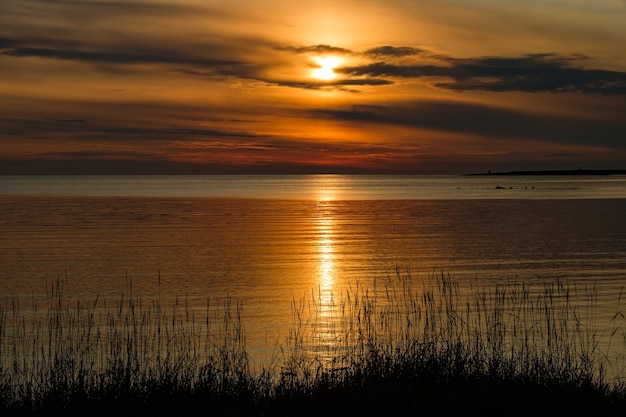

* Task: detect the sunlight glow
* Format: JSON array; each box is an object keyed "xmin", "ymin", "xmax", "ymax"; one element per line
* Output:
[
  {"xmin": 312, "ymin": 56, "xmax": 342, "ymax": 81},
  {"xmin": 318, "ymin": 190, "xmax": 335, "ymax": 202}
]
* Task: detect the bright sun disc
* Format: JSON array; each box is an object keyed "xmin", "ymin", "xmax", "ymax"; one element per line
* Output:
[{"xmin": 312, "ymin": 56, "xmax": 341, "ymax": 81}]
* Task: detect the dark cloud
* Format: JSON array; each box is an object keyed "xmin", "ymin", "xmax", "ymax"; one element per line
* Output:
[
  {"xmin": 439, "ymin": 54, "xmax": 626, "ymax": 94},
  {"xmin": 546, "ymin": 153, "xmax": 579, "ymax": 158},
  {"xmin": 276, "ymin": 44, "xmax": 353, "ymax": 55},
  {"xmin": 52, "ymin": 119, "xmax": 87, "ymax": 123},
  {"xmin": 39, "ymin": 150, "xmax": 163, "ymax": 160},
  {"xmin": 41, "ymin": 0, "xmax": 211, "ymax": 17},
  {"xmin": 309, "ymin": 100, "xmax": 626, "ymax": 148},
  {"xmin": 0, "ymin": 37, "xmax": 16, "ymax": 49},
  {"xmin": 262, "ymin": 77, "xmax": 393, "ymax": 90},
  {"xmin": 335, "ymin": 78, "xmax": 393, "ymax": 86},
  {"xmin": 0, "ymin": 117, "xmax": 271, "ymax": 142},
  {"xmin": 4, "ymin": 0, "xmax": 234, "ymax": 22},
  {"xmin": 342, "ymin": 50, "xmax": 626, "ymax": 95},
  {"xmin": 342, "ymin": 62, "xmax": 438, "ymax": 78},
  {"xmin": 365, "ymin": 46, "xmax": 421, "ymax": 58},
  {"xmin": 2, "ymin": 45, "xmax": 243, "ymax": 67},
  {"xmin": 1, "ymin": 1, "xmax": 270, "ymax": 81}
]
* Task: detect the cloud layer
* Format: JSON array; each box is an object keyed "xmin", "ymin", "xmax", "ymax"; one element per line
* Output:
[
  {"xmin": 1, "ymin": 0, "xmax": 626, "ymax": 173},
  {"xmin": 342, "ymin": 48, "xmax": 626, "ymax": 95}
]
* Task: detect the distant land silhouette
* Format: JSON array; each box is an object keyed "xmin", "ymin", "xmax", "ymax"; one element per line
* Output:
[{"xmin": 467, "ymin": 169, "xmax": 626, "ymax": 176}]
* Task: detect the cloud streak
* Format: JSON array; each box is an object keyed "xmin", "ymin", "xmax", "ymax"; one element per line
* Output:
[
  {"xmin": 364, "ymin": 46, "xmax": 423, "ymax": 58},
  {"xmin": 0, "ymin": 116, "xmax": 273, "ymax": 142},
  {"xmin": 0, "ymin": 0, "xmax": 273, "ymax": 82},
  {"xmin": 2, "ymin": 45, "xmax": 244, "ymax": 68},
  {"xmin": 343, "ymin": 50, "xmax": 626, "ymax": 95},
  {"xmin": 308, "ymin": 100, "xmax": 626, "ymax": 148},
  {"xmin": 275, "ymin": 44, "xmax": 353, "ymax": 55}
]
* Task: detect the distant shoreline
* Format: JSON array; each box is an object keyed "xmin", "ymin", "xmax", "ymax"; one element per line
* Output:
[{"xmin": 466, "ymin": 169, "xmax": 626, "ymax": 176}]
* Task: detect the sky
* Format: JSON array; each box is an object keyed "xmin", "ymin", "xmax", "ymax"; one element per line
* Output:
[{"xmin": 1, "ymin": 0, "xmax": 626, "ymax": 174}]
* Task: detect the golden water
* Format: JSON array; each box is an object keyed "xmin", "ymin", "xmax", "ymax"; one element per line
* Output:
[{"xmin": 1, "ymin": 176, "xmax": 626, "ymax": 368}]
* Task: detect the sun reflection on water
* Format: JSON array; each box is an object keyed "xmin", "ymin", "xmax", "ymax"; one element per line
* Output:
[
  {"xmin": 318, "ymin": 213, "xmax": 334, "ymax": 302},
  {"xmin": 310, "ymin": 200, "xmax": 341, "ymax": 361}
]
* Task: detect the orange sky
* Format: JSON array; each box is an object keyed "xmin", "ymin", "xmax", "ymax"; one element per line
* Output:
[{"xmin": 1, "ymin": 0, "xmax": 626, "ymax": 174}]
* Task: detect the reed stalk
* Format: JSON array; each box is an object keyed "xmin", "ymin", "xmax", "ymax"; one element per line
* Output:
[{"xmin": 1, "ymin": 270, "xmax": 625, "ymax": 416}]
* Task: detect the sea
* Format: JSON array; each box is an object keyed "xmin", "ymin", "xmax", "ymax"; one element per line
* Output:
[{"xmin": 1, "ymin": 174, "xmax": 626, "ymax": 367}]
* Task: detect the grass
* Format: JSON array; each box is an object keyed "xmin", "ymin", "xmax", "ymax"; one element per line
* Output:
[{"xmin": 1, "ymin": 270, "xmax": 626, "ymax": 416}]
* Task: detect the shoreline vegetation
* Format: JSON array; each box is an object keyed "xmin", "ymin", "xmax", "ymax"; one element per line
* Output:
[
  {"xmin": 2, "ymin": 271, "xmax": 626, "ymax": 416},
  {"xmin": 466, "ymin": 169, "xmax": 626, "ymax": 176}
]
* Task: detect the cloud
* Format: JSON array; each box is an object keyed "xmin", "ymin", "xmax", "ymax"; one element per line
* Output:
[
  {"xmin": 260, "ymin": 77, "xmax": 393, "ymax": 90},
  {"xmin": 546, "ymin": 153, "xmax": 579, "ymax": 158},
  {"xmin": 3, "ymin": 2, "xmax": 625, "ymax": 100},
  {"xmin": 38, "ymin": 150, "xmax": 163, "ymax": 160},
  {"xmin": 342, "ymin": 50, "xmax": 626, "ymax": 95},
  {"xmin": 54, "ymin": 0, "xmax": 214, "ymax": 17},
  {"xmin": 0, "ymin": 37, "xmax": 16, "ymax": 49},
  {"xmin": 7, "ymin": 7, "xmax": 623, "ymax": 98},
  {"xmin": 0, "ymin": 0, "xmax": 275, "ymax": 82},
  {"xmin": 0, "ymin": 116, "xmax": 272, "ymax": 142},
  {"xmin": 365, "ymin": 46, "xmax": 421, "ymax": 58},
  {"xmin": 2, "ymin": 45, "xmax": 243, "ymax": 68},
  {"xmin": 3, "ymin": 0, "xmax": 625, "ymax": 99},
  {"xmin": 308, "ymin": 100, "xmax": 626, "ymax": 148},
  {"xmin": 276, "ymin": 44, "xmax": 353, "ymax": 55},
  {"xmin": 52, "ymin": 119, "xmax": 87, "ymax": 123}
]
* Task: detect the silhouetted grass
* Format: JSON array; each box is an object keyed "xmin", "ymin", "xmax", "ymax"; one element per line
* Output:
[{"xmin": 1, "ymin": 271, "xmax": 626, "ymax": 416}]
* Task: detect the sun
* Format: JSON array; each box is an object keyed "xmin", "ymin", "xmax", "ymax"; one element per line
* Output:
[{"xmin": 311, "ymin": 56, "xmax": 342, "ymax": 81}]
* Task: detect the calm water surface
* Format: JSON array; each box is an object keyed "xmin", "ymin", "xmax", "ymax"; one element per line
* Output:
[
  {"xmin": 1, "ymin": 175, "xmax": 626, "ymax": 364},
  {"xmin": 2, "ymin": 174, "xmax": 626, "ymax": 199}
]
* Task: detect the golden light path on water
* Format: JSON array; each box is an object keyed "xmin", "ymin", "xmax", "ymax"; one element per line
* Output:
[{"xmin": 313, "ymin": 200, "xmax": 339, "ymax": 359}]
